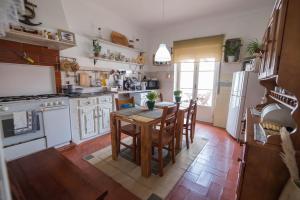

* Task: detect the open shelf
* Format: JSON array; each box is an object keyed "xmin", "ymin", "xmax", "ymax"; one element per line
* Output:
[
  {"xmin": 268, "ymin": 95, "xmax": 297, "ymax": 110},
  {"xmin": 3, "ymin": 30, "xmax": 76, "ymax": 50},
  {"xmin": 94, "ymin": 38, "xmax": 144, "ymax": 53},
  {"xmin": 270, "ymin": 90, "xmax": 297, "ymax": 100},
  {"xmin": 91, "ymin": 56, "xmax": 144, "ymax": 66}
]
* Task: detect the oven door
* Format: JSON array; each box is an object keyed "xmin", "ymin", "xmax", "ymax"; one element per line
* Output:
[{"xmin": 0, "ymin": 111, "xmax": 45, "ymax": 147}]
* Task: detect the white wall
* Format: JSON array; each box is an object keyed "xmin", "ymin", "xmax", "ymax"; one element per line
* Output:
[
  {"xmin": 60, "ymin": 0, "xmax": 150, "ymax": 70},
  {"xmin": 146, "ymin": 6, "xmax": 273, "ymax": 126},
  {"xmin": 24, "ymin": 0, "xmax": 69, "ymax": 30},
  {"xmin": 0, "ymin": 64, "xmax": 56, "ymax": 97}
]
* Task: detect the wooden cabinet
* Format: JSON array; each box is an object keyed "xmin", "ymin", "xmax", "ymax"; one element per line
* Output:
[
  {"xmin": 238, "ymin": 0, "xmax": 300, "ymax": 199},
  {"xmin": 259, "ymin": 0, "xmax": 288, "ymax": 79}
]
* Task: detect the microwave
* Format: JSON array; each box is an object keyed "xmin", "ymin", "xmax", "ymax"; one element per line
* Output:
[{"xmin": 145, "ymin": 80, "xmax": 159, "ymax": 90}]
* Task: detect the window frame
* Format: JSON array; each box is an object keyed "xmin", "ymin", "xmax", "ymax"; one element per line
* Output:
[{"xmin": 175, "ymin": 60, "xmax": 219, "ymax": 107}]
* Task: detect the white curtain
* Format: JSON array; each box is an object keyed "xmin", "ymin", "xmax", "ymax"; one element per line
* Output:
[{"xmin": 0, "ymin": 0, "xmax": 24, "ymax": 36}]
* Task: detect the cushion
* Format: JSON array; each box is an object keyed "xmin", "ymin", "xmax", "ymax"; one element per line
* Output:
[{"xmin": 120, "ymin": 103, "xmax": 133, "ymax": 109}]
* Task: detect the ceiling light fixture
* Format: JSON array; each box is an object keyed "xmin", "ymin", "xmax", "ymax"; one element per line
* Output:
[{"xmin": 154, "ymin": 0, "xmax": 171, "ymax": 62}]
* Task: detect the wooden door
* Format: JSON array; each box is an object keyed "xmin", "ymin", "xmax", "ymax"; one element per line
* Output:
[
  {"xmin": 267, "ymin": 0, "xmax": 288, "ymax": 77},
  {"xmin": 259, "ymin": 0, "xmax": 288, "ymax": 79},
  {"xmin": 259, "ymin": 29, "xmax": 270, "ymax": 79},
  {"xmin": 265, "ymin": 9, "xmax": 279, "ymax": 77}
]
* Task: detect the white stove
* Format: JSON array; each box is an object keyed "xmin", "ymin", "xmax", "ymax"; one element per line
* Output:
[{"xmin": 0, "ymin": 94, "xmax": 71, "ymax": 160}]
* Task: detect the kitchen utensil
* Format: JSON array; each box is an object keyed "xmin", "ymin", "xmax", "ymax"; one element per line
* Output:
[
  {"xmin": 79, "ymin": 72, "xmax": 90, "ymax": 87},
  {"xmin": 60, "ymin": 59, "xmax": 72, "ymax": 72},
  {"xmin": 111, "ymin": 31, "xmax": 129, "ymax": 47}
]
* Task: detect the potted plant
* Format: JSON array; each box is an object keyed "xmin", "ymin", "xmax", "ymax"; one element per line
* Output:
[
  {"xmin": 246, "ymin": 39, "xmax": 263, "ymax": 57},
  {"xmin": 93, "ymin": 41, "xmax": 101, "ymax": 57},
  {"xmin": 146, "ymin": 91, "xmax": 158, "ymax": 110},
  {"xmin": 174, "ymin": 90, "xmax": 182, "ymax": 103},
  {"xmin": 224, "ymin": 43, "xmax": 241, "ymax": 63}
]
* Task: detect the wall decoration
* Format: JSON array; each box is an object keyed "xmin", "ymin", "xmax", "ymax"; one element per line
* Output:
[
  {"xmin": 58, "ymin": 29, "xmax": 76, "ymax": 44},
  {"xmin": 19, "ymin": 0, "xmax": 42, "ymax": 26},
  {"xmin": 223, "ymin": 38, "xmax": 242, "ymax": 63}
]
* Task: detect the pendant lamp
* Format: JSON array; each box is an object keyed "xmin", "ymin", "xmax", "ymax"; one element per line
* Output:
[{"xmin": 154, "ymin": 0, "xmax": 171, "ymax": 62}]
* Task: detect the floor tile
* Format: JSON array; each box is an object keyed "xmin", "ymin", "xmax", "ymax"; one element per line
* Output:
[{"xmin": 60, "ymin": 123, "xmax": 241, "ymax": 200}]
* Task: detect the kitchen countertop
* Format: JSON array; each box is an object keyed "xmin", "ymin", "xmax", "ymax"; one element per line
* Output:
[
  {"xmin": 65, "ymin": 90, "xmax": 159, "ymax": 99},
  {"xmin": 117, "ymin": 89, "xmax": 158, "ymax": 94},
  {"xmin": 65, "ymin": 91, "xmax": 116, "ymax": 98}
]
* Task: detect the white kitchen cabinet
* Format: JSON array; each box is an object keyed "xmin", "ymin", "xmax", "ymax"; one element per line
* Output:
[
  {"xmin": 79, "ymin": 105, "xmax": 98, "ymax": 139},
  {"xmin": 98, "ymin": 103, "xmax": 112, "ymax": 134},
  {"xmin": 70, "ymin": 95, "xmax": 113, "ymax": 144}
]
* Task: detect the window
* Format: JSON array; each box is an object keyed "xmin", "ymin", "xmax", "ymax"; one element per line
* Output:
[
  {"xmin": 177, "ymin": 58, "xmax": 216, "ymax": 107},
  {"xmin": 197, "ymin": 58, "xmax": 215, "ymax": 106},
  {"xmin": 173, "ymin": 35, "xmax": 224, "ymax": 122}
]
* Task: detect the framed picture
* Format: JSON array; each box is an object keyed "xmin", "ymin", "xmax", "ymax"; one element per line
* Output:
[{"xmin": 57, "ymin": 29, "xmax": 76, "ymax": 44}]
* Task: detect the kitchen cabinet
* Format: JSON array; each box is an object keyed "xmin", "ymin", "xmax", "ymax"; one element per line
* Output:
[
  {"xmin": 259, "ymin": 0, "xmax": 288, "ymax": 79},
  {"xmin": 98, "ymin": 104, "xmax": 112, "ymax": 134},
  {"xmin": 70, "ymin": 95, "xmax": 113, "ymax": 144},
  {"xmin": 237, "ymin": 0, "xmax": 300, "ymax": 199},
  {"xmin": 79, "ymin": 105, "xmax": 98, "ymax": 139}
]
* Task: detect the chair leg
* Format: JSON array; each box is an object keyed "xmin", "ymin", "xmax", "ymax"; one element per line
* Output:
[
  {"xmin": 132, "ymin": 136, "xmax": 137, "ymax": 162},
  {"xmin": 171, "ymin": 139, "xmax": 175, "ymax": 164},
  {"xmin": 152, "ymin": 146, "xmax": 155, "ymax": 155},
  {"xmin": 185, "ymin": 127, "xmax": 190, "ymax": 149},
  {"xmin": 158, "ymin": 147, "xmax": 163, "ymax": 176},
  {"xmin": 190, "ymin": 125, "xmax": 194, "ymax": 143},
  {"xmin": 117, "ymin": 121, "xmax": 121, "ymax": 153},
  {"xmin": 136, "ymin": 136, "xmax": 141, "ymax": 165}
]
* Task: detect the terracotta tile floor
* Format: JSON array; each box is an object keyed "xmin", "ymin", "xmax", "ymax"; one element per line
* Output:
[
  {"xmin": 167, "ymin": 123, "xmax": 241, "ymax": 200},
  {"xmin": 60, "ymin": 123, "xmax": 241, "ymax": 200}
]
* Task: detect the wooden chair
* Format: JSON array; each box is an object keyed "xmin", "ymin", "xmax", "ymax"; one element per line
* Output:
[
  {"xmin": 159, "ymin": 93, "xmax": 163, "ymax": 102},
  {"xmin": 152, "ymin": 104, "xmax": 179, "ymax": 176},
  {"xmin": 183, "ymin": 99, "xmax": 197, "ymax": 149},
  {"xmin": 115, "ymin": 97, "xmax": 141, "ymax": 164}
]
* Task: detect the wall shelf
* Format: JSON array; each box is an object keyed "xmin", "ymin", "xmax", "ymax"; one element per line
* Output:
[
  {"xmin": 91, "ymin": 56, "xmax": 143, "ymax": 66},
  {"xmin": 3, "ymin": 30, "xmax": 76, "ymax": 50},
  {"xmin": 94, "ymin": 38, "xmax": 144, "ymax": 53},
  {"xmin": 268, "ymin": 95, "xmax": 297, "ymax": 110}
]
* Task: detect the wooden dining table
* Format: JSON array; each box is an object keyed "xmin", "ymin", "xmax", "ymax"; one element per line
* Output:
[{"xmin": 110, "ymin": 102, "xmax": 189, "ymax": 177}]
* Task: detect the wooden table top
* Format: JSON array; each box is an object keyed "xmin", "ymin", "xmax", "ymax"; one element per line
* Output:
[
  {"xmin": 8, "ymin": 148, "xmax": 105, "ymax": 200},
  {"xmin": 112, "ymin": 104, "xmax": 188, "ymax": 125}
]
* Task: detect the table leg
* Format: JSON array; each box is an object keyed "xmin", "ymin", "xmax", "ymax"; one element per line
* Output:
[
  {"xmin": 140, "ymin": 124, "xmax": 152, "ymax": 177},
  {"xmin": 176, "ymin": 110, "xmax": 184, "ymax": 150},
  {"xmin": 110, "ymin": 113, "xmax": 118, "ymax": 160}
]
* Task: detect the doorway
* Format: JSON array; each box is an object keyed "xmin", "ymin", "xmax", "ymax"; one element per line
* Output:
[{"xmin": 175, "ymin": 58, "xmax": 220, "ymax": 123}]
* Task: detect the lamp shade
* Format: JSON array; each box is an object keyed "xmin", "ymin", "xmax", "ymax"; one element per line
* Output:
[{"xmin": 154, "ymin": 43, "xmax": 171, "ymax": 62}]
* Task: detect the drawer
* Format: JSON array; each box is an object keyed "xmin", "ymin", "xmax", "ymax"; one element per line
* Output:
[
  {"xmin": 97, "ymin": 95, "xmax": 112, "ymax": 103},
  {"xmin": 78, "ymin": 97, "xmax": 97, "ymax": 106}
]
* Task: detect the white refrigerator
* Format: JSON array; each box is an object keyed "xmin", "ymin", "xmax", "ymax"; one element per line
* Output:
[{"xmin": 226, "ymin": 71, "xmax": 265, "ymax": 139}]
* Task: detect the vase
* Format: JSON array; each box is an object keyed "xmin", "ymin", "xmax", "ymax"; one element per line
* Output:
[
  {"xmin": 279, "ymin": 178, "xmax": 300, "ymax": 200},
  {"xmin": 175, "ymin": 96, "xmax": 181, "ymax": 103},
  {"xmin": 94, "ymin": 52, "xmax": 99, "ymax": 57},
  {"xmin": 228, "ymin": 55, "xmax": 235, "ymax": 63},
  {"xmin": 146, "ymin": 101, "xmax": 155, "ymax": 110}
]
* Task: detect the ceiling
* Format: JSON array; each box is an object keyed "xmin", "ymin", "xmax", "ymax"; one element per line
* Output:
[{"xmin": 95, "ymin": 0, "xmax": 275, "ymax": 30}]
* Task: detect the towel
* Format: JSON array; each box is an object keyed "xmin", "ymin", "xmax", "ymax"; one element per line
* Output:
[{"xmin": 13, "ymin": 111, "xmax": 28, "ymax": 130}]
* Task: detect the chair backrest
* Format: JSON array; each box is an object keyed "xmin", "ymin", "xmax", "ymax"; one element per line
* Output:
[
  {"xmin": 115, "ymin": 97, "xmax": 135, "ymax": 111},
  {"xmin": 157, "ymin": 103, "xmax": 179, "ymax": 144},
  {"xmin": 159, "ymin": 93, "xmax": 163, "ymax": 102},
  {"xmin": 186, "ymin": 99, "xmax": 197, "ymax": 124}
]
